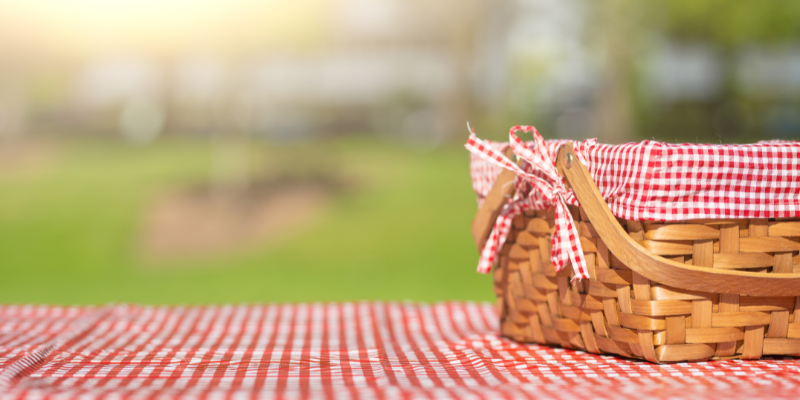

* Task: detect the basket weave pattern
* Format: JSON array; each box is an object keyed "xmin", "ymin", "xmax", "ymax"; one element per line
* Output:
[{"xmin": 496, "ymin": 206, "xmax": 800, "ymax": 363}]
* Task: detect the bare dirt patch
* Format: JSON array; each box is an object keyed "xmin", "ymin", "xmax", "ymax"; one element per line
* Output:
[
  {"xmin": 141, "ymin": 177, "xmax": 341, "ymax": 262},
  {"xmin": 0, "ymin": 140, "xmax": 57, "ymax": 177}
]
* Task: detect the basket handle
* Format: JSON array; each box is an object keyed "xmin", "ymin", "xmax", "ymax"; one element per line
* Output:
[
  {"xmin": 471, "ymin": 148, "xmax": 516, "ymax": 250},
  {"xmin": 556, "ymin": 142, "xmax": 800, "ymax": 296}
]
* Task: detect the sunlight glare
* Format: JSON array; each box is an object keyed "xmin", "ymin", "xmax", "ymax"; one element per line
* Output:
[{"xmin": 0, "ymin": 0, "xmax": 328, "ymax": 55}]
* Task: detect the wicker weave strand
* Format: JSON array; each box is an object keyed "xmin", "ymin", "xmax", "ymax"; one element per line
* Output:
[{"xmin": 496, "ymin": 206, "xmax": 800, "ymax": 363}]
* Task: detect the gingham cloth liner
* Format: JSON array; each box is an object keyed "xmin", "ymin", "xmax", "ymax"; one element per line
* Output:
[
  {"xmin": 1, "ymin": 304, "xmax": 800, "ymax": 400},
  {"xmin": 467, "ymin": 126, "xmax": 800, "ymax": 278},
  {"xmin": 467, "ymin": 126, "xmax": 588, "ymax": 279}
]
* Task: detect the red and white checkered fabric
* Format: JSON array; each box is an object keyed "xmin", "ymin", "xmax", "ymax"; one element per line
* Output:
[
  {"xmin": 466, "ymin": 126, "xmax": 588, "ymax": 279},
  {"xmin": 2, "ymin": 304, "xmax": 800, "ymax": 400},
  {"xmin": 467, "ymin": 126, "xmax": 800, "ymax": 278},
  {"xmin": 469, "ymin": 139, "xmax": 509, "ymax": 209}
]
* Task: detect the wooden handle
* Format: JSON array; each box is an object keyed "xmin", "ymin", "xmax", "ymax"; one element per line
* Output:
[
  {"xmin": 471, "ymin": 148, "xmax": 516, "ymax": 250},
  {"xmin": 556, "ymin": 143, "xmax": 800, "ymax": 296}
]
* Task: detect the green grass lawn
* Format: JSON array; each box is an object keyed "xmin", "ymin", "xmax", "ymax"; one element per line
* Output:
[{"xmin": 0, "ymin": 136, "xmax": 493, "ymax": 304}]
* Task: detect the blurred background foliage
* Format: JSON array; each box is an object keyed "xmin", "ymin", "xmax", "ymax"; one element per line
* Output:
[{"xmin": 0, "ymin": 0, "xmax": 799, "ymax": 304}]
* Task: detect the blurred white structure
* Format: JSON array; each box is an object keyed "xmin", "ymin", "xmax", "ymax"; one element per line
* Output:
[
  {"xmin": 737, "ymin": 47, "xmax": 800, "ymax": 98},
  {"xmin": 72, "ymin": 57, "xmax": 163, "ymax": 110},
  {"xmin": 644, "ymin": 43, "xmax": 722, "ymax": 103}
]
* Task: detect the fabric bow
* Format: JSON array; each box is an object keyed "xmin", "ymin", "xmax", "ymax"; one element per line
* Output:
[{"xmin": 465, "ymin": 125, "xmax": 589, "ymax": 280}]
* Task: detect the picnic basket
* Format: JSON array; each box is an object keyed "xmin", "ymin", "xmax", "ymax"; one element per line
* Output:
[{"xmin": 468, "ymin": 127, "xmax": 800, "ymax": 363}]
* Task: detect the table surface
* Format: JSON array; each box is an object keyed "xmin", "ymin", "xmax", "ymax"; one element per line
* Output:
[{"xmin": 0, "ymin": 302, "xmax": 798, "ymax": 399}]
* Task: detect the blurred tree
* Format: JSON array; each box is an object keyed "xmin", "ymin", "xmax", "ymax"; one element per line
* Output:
[
  {"xmin": 587, "ymin": 0, "xmax": 645, "ymax": 143},
  {"xmin": 652, "ymin": 0, "xmax": 800, "ymax": 141},
  {"xmin": 657, "ymin": 0, "xmax": 800, "ymax": 48},
  {"xmin": 589, "ymin": 0, "xmax": 800, "ymax": 142}
]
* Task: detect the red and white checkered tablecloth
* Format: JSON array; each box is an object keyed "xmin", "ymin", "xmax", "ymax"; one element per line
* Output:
[{"xmin": 1, "ymin": 303, "xmax": 799, "ymax": 399}]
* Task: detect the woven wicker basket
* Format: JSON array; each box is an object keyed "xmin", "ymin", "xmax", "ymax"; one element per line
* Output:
[{"xmin": 476, "ymin": 143, "xmax": 800, "ymax": 363}]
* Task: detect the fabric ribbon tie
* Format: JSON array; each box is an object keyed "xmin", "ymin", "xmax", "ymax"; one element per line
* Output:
[{"xmin": 465, "ymin": 125, "xmax": 589, "ymax": 280}]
